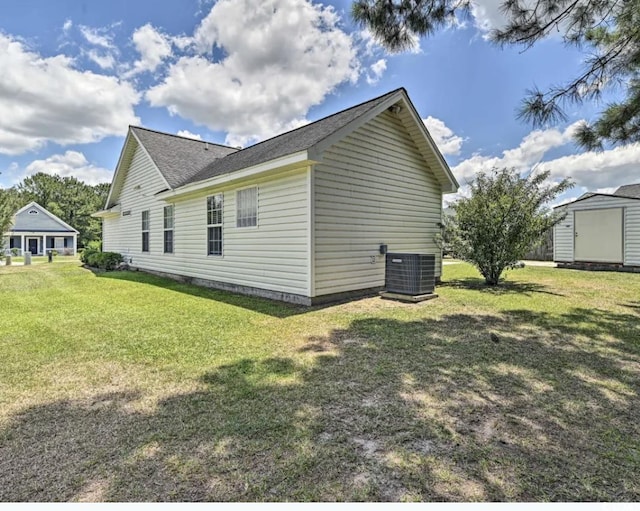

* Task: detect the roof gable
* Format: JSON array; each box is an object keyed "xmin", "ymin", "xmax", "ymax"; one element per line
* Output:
[
  {"xmin": 9, "ymin": 202, "xmax": 78, "ymax": 233},
  {"xmin": 131, "ymin": 127, "xmax": 238, "ymax": 188},
  {"xmin": 175, "ymin": 88, "xmax": 458, "ymax": 193},
  {"xmin": 184, "ymin": 89, "xmax": 401, "ymax": 186}
]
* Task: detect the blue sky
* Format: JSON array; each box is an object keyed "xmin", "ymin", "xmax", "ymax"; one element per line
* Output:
[{"xmin": 1, "ymin": 0, "xmax": 638, "ymax": 204}]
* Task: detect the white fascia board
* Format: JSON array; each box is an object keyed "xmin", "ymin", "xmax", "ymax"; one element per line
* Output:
[
  {"xmin": 91, "ymin": 205, "xmax": 121, "ymax": 218},
  {"xmin": 156, "ymin": 150, "xmax": 314, "ymax": 201}
]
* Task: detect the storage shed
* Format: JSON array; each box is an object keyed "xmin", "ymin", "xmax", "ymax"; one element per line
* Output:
[{"xmin": 553, "ymin": 183, "xmax": 640, "ymax": 271}]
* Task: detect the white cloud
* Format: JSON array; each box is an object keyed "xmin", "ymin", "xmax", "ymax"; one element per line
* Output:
[
  {"xmin": 127, "ymin": 24, "xmax": 173, "ymax": 76},
  {"xmin": 448, "ymin": 121, "xmax": 640, "ymax": 203},
  {"xmin": 86, "ymin": 49, "xmax": 116, "ymax": 69},
  {"xmin": 79, "ymin": 25, "xmax": 115, "ymax": 49},
  {"xmin": 451, "ymin": 122, "xmax": 578, "ymax": 183},
  {"xmin": 423, "ymin": 116, "xmax": 464, "ymax": 155},
  {"xmin": 0, "ymin": 33, "xmax": 140, "ymax": 155},
  {"xmin": 176, "ymin": 129, "xmax": 202, "ymax": 140},
  {"xmin": 13, "ymin": 151, "xmax": 113, "ymax": 186},
  {"xmin": 146, "ymin": 0, "xmax": 359, "ymax": 147},
  {"xmin": 366, "ymin": 58, "xmax": 387, "ymax": 85},
  {"xmin": 63, "ymin": 19, "xmax": 73, "ymax": 32},
  {"xmin": 469, "ymin": 0, "xmax": 506, "ymax": 36}
]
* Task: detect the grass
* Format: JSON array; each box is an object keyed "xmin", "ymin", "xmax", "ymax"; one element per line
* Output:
[{"xmin": 0, "ymin": 261, "xmax": 639, "ymax": 501}]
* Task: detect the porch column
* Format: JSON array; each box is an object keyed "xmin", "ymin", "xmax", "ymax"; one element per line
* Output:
[
  {"xmin": 21, "ymin": 234, "xmax": 24, "ymax": 256},
  {"xmin": 43, "ymin": 235, "xmax": 47, "ymax": 255},
  {"xmin": 73, "ymin": 234, "xmax": 77, "ymax": 256}
]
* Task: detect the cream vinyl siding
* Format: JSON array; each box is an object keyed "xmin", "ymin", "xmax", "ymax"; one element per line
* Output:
[
  {"xmin": 103, "ymin": 142, "xmax": 310, "ymax": 295},
  {"xmin": 313, "ymin": 110, "xmax": 444, "ymax": 297},
  {"xmin": 553, "ymin": 195, "xmax": 640, "ymax": 266}
]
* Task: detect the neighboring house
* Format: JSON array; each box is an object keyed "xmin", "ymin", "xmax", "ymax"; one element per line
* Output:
[
  {"xmin": 554, "ymin": 183, "xmax": 640, "ymax": 271},
  {"xmin": 3, "ymin": 202, "xmax": 78, "ymax": 256},
  {"xmin": 94, "ymin": 88, "xmax": 459, "ymax": 304}
]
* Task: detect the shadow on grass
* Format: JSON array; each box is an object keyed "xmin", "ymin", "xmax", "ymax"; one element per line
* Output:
[
  {"xmin": 93, "ymin": 269, "xmax": 314, "ymax": 319},
  {"xmin": 440, "ymin": 277, "xmax": 564, "ymax": 296},
  {"xmin": 1, "ymin": 307, "xmax": 639, "ymax": 501}
]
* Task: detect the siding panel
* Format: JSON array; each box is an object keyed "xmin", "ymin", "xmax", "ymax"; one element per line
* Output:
[
  {"xmin": 313, "ymin": 110, "xmax": 445, "ymax": 296},
  {"xmin": 103, "ymin": 143, "xmax": 310, "ymax": 295}
]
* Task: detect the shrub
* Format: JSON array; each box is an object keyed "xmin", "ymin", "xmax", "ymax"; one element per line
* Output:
[
  {"xmin": 87, "ymin": 251, "xmax": 123, "ymax": 271},
  {"xmin": 80, "ymin": 241, "xmax": 101, "ymax": 264},
  {"xmin": 10, "ymin": 248, "xmax": 19, "ymax": 256},
  {"xmin": 449, "ymin": 167, "xmax": 572, "ymax": 285}
]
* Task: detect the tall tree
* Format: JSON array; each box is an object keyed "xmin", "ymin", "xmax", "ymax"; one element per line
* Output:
[
  {"xmin": 0, "ymin": 188, "xmax": 20, "ymax": 249},
  {"xmin": 17, "ymin": 173, "xmax": 109, "ymax": 247},
  {"xmin": 448, "ymin": 167, "xmax": 572, "ymax": 285},
  {"xmin": 352, "ymin": 0, "xmax": 640, "ymax": 149}
]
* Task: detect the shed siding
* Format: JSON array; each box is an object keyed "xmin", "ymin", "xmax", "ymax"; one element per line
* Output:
[
  {"xmin": 313, "ymin": 110, "xmax": 444, "ymax": 297},
  {"xmin": 553, "ymin": 207, "xmax": 573, "ymax": 262},
  {"xmin": 103, "ymin": 143, "xmax": 310, "ymax": 295},
  {"xmin": 553, "ymin": 195, "xmax": 640, "ymax": 265}
]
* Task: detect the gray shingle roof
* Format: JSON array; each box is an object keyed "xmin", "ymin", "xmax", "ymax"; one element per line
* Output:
[
  {"xmin": 615, "ymin": 183, "xmax": 640, "ymax": 198},
  {"xmin": 128, "ymin": 89, "xmax": 403, "ymax": 190},
  {"xmin": 130, "ymin": 127, "xmax": 238, "ymax": 188}
]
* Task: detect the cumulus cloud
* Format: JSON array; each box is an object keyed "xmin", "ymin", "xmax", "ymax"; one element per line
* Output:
[
  {"xmin": 451, "ymin": 122, "xmax": 578, "ymax": 183},
  {"xmin": 127, "ymin": 24, "xmax": 173, "ymax": 76},
  {"xmin": 62, "ymin": 19, "xmax": 73, "ymax": 32},
  {"xmin": 366, "ymin": 58, "xmax": 387, "ymax": 85},
  {"xmin": 0, "ymin": 33, "xmax": 140, "ymax": 155},
  {"xmin": 146, "ymin": 0, "xmax": 359, "ymax": 147},
  {"xmin": 176, "ymin": 129, "xmax": 202, "ymax": 140},
  {"xmin": 10, "ymin": 151, "xmax": 113, "ymax": 186},
  {"xmin": 423, "ymin": 116, "xmax": 464, "ymax": 155},
  {"xmin": 448, "ymin": 121, "xmax": 640, "ymax": 203}
]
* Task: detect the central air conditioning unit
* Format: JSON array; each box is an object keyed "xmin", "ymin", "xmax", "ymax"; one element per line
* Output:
[{"xmin": 385, "ymin": 253, "xmax": 436, "ymax": 295}]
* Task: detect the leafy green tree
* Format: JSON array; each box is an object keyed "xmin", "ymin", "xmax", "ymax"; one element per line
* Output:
[
  {"xmin": 0, "ymin": 184, "xmax": 20, "ymax": 258},
  {"xmin": 352, "ymin": 0, "xmax": 640, "ymax": 149},
  {"xmin": 448, "ymin": 167, "xmax": 572, "ymax": 285},
  {"xmin": 17, "ymin": 173, "xmax": 109, "ymax": 248}
]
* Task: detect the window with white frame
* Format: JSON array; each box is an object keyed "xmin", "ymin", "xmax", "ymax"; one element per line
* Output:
[
  {"xmin": 207, "ymin": 194, "xmax": 223, "ymax": 256},
  {"xmin": 236, "ymin": 187, "xmax": 257, "ymax": 227},
  {"xmin": 163, "ymin": 205, "xmax": 174, "ymax": 254},
  {"xmin": 141, "ymin": 210, "xmax": 150, "ymax": 252}
]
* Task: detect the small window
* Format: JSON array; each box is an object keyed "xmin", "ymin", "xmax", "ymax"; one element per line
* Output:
[
  {"xmin": 236, "ymin": 187, "xmax": 257, "ymax": 227},
  {"xmin": 141, "ymin": 210, "xmax": 150, "ymax": 252},
  {"xmin": 28, "ymin": 209, "xmax": 38, "ymax": 215},
  {"xmin": 207, "ymin": 194, "xmax": 223, "ymax": 256},
  {"xmin": 163, "ymin": 205, "xmax": 174, "ymax": 254}
]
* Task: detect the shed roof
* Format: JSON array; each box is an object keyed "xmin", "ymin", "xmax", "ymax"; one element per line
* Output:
[{"xmin": 615, "ymin": 183, "xmax": 640, "ymax": 199}]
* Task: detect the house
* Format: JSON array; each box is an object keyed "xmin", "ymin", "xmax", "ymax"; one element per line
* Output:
[
  {"xmin": 553, "ymin": 183, "xmax": 640, "ymax": 271},
  {"xmin": 93, "ymin": 88, "xmax": 459, "ymax": 304},
  {"xmin": 3, "ymin": 202, "xmax": 78, "ymax": 256}
]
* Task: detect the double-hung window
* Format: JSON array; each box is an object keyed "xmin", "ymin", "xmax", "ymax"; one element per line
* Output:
[
  {"xmin": 236, "ymin": 187, "xmax": 257, "ymax": 227},
  {"xmin": 207, "ymin": 194, "xmax": 223, "ymax": 256},
  {"xmin": 164, "ymin": 205, "xmax": 174, "ymax": 254},
  {"xmin": 141, "ymin": 210, "xmax": 150, "ymax": 252}
]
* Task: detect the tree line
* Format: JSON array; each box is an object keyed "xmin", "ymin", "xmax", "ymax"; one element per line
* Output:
[{"xmin": 0, "ymin": 173, "xmax": 109, "ymax": 249}]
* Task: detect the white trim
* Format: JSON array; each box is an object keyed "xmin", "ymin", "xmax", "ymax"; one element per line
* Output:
[
  {"xmin": 206, "ymin": 193, "xmax": 224, "ymax": 258},
  {"xmin": 156, "ymin": 151, "xmax": 313, "ymax": 201},
  {"xmin": 307, "ymin": 165, "xmax": 315, "ymax": 297},
  {"xmin": 12, "ymin": 202, "xmax": 79, "ymax": 233}
]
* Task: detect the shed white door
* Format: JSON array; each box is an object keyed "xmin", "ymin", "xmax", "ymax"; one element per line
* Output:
[{"xmin": 574, "ymin": 208, "xmax": 623, "ymax": 263}]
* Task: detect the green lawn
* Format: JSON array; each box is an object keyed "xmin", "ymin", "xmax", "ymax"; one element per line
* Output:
[{"xmin": 0, "ymin": 261, "xmax": 639, "ymax": 501}]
